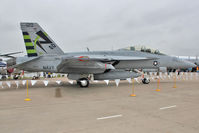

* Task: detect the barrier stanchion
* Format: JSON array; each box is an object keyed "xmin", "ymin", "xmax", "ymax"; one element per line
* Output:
[
  {"xmin": 130, "ymin": 79, "xmax": 136, "ymax": 97},
  {"xmin": 24, "ymin": 80, "xmax": 31, "ymax": 101},
  {"xmin": 173, "ymin": 74, "xmax": 177, "ymax": 88},
  {"xmin": 156, "ymin": 76, "xmax": 160, "ymax": 92}
]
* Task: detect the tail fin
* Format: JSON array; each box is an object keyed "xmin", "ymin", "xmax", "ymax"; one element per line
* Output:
[{"xmin": 20, "ymin": 22, "xmax": 64, "ymax": 57}]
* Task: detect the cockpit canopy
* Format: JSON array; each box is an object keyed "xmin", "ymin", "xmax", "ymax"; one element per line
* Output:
[{"xmin": 118, "ymin": 46, "xmax": 165, "ymax": 55}]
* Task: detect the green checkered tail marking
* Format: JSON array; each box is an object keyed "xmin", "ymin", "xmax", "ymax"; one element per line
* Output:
[{"xmin": 22, "ymin": 32, "xmax": 38, "ymax": 57}]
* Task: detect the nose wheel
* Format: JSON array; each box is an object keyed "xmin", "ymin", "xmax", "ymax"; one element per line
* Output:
[
  {"xmin": 142, "ymin": 78, "xmax": 150, "ymax": 84},
  {"xmin": 77, "ymin": 78, "xmax": 89, "ymax": 87}
]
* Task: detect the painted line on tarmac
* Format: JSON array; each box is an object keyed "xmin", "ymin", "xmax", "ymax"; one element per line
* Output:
[
  {"xmin": 160, "ymin": 105, "xmax": 177, "ymax": 110},
  {"xmin": 97, "ymin": 114, "xmax": 122, "ymax": 120}
]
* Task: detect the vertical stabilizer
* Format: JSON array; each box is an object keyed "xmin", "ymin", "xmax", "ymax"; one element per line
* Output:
[{"xmin": 20, "ymin": 22, "xmax": 64, "ymax": 57}]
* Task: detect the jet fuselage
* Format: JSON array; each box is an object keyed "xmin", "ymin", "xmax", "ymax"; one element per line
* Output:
[{"xmin": 14, "ymin": 50, "xmax": 194, "ymax": 74}]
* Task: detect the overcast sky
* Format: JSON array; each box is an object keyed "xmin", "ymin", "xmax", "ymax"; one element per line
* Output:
[{"xmin": 0, "ymin": 0, "xmax": 199, "ymax": 56}]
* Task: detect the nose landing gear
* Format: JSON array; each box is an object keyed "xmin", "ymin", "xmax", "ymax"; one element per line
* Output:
[{"xmin": 142, "ymin": 78, "xmax": 150, "ymax": 84}]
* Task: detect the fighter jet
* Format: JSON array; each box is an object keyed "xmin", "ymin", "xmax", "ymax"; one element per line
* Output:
[{"xmin": 6, "ymin": 22, "xmax": 196, "ymax": 87}]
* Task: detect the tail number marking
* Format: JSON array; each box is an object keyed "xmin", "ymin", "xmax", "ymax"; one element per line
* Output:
[{"xmin": 49, "ymin": 43, "xmax": 56, "ymax": 49}]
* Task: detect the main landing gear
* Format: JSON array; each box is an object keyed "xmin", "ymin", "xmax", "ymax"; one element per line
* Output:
[{"xmin": 77, "ymin": 78, "xmax": 89, "ymax": 87}]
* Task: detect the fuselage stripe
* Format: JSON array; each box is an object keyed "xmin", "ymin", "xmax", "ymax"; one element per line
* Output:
[
  {"xmin": 27, "ymin": 49, "xmax": 37, "ymax": 54},
  {"xmin": 25, "ymin": 42, "xmax": 34, "ymax": 46},
  {"xmin": 26, "ymin": 46, "xmax": 35, "ymax": 49},
  {"xmin": 23, "ymin": 35, "xmax": 31, "ymax": 39},
  {"xmin": 22, "ymin": 32, "xmax": 29, "ymax": 35},
  {"xmin": 27, "ymin": 53, "xmax": 38, "ymax": 57},
  {"xmin": 24, "ymin": 39, "xmax": 32, "ymax": 43}
]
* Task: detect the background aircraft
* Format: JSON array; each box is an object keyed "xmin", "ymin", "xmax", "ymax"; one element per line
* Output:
[
  {"xmin": 0, "ymin": 52, "xmax": 23, "ymax": 79},
  {"xmin": 6, "ymin": 22, "xmax": 195, "ymax": 87}
]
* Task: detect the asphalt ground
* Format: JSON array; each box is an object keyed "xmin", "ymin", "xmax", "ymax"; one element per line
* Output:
[{"xmin": 0, "ymin": 75, "xmax": 199, "ymax": 133}]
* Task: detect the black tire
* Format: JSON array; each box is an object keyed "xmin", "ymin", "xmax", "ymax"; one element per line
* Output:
[
  {"xmin": 142, "ymin": 78, "xmax": 150, "ymax": 84},
  {"xmin": 77, "ymin": 78, "xmax": 89, "ymax": 87},
  {"xmin": 13, "ymin": 75, "xmax": 19, "ymax": 80}
]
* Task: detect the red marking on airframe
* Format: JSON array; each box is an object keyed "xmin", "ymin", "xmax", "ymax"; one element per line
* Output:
[{"xmin": 78, "ymin": 56, "xmax": 89, "ymax": 61}]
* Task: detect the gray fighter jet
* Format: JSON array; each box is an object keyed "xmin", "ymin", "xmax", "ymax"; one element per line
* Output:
[{"xmin": 7, "ymin": 22, "xmax": 195, "ymax": 87}]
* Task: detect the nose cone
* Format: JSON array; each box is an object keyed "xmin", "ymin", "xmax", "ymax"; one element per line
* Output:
[
  {"xmin": 182, "ymin": 60, "xmax": 197, "ymax": 68},
  {"xmin": 167, "ymin": 56, "xmax": 196, "ymax": 69}
]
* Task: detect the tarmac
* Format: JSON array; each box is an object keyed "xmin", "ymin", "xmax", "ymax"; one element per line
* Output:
[{"xmin": 0, "ymin": 75, "xmax": 199, "ymax": 133}]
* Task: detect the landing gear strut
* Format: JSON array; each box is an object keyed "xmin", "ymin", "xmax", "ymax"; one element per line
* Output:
[
  {"xmin": 142, "ymin": 78, "xmax": 150, "ymax": 84},
  {"xmin": 77, "ymin": 78, "xmax": 89, "ymax": 87}
]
